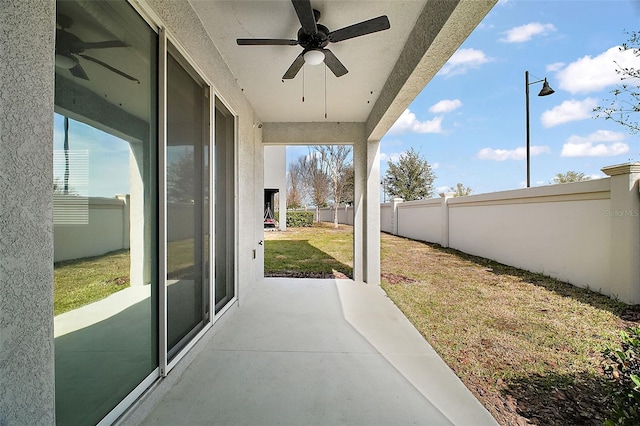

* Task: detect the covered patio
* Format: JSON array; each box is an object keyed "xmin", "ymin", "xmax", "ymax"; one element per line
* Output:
[{"xmin": 123, "ymin": 278, "xmax": 497, "ymax": 425}]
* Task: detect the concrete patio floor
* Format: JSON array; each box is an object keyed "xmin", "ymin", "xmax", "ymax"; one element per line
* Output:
[{"xmin": 129, "ymin": 278, "xmax": 497, "ymax": 425}]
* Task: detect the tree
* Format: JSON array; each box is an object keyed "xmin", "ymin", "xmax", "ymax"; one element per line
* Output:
[
  {"xmin": 286, "ymin": 158, "xmax": 306, "ymax": 209},
  {"xmin": 552, "ymin": 171, "xmax": 591, "ymax": 184},
  {"xmin": 452, "ymin": 183, "xmax": 472, "ymax": 197},
  {"xmin": 167, "ymin": 150, "xmax": 195, "ymax": 203},
  {"xmin": 339, "ymin": 164, "xmax": 355, "ymax": 204},
  {"xmin": 300, "ymin": 152, "xmax": 330, "ymax": 219},
  {"xmin": 594, "ymin": 31, "xmax": 640, "ymax": 134},
  {"xmin": 383, "ymin": 148, "xmax": 436, "ymax": 201},
  {"xmin": 315, "ymin": 146, "xmax": 353, "ymax": 228}
]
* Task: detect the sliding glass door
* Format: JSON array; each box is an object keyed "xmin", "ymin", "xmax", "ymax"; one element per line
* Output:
[
  {"xmin": 53, "ymin": 1, "xmax": 158, "ymax": 424},
  {"xmin": 53, "ymin": 0, "xmax": 238, "ymax": 422},
  {"xmin": 166, "ymin": 48, "xmax": 210, "ymax": 358},
  {"xmin": 214, "ymin": 101, "xmax": 235, "ymax": 313}
]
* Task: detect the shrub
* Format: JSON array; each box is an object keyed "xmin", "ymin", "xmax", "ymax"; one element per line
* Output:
[
  {"xmin": 285, "ymin": 211, "xmax": 314, "ymax": 227},
  {"xmin": 603, "ymin": 326, "xmax": 640, "ymax": 425}
]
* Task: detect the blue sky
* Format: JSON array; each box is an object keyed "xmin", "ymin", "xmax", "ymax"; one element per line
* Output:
[
  {"xmin": 380, "ymin": 0, "xmax": 640, "ymax": 195},
  {"xmin": 289, "ymin": 0, "xmax": 640, "ymax": 198},
  {"xmin": 54, "ymin": 113, "xmax": 131, "ymax": 197}
]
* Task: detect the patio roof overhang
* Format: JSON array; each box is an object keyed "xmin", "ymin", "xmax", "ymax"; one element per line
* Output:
[{"xmin": 191, "ymin": 0, "xmax": 498, "ymax": 142}]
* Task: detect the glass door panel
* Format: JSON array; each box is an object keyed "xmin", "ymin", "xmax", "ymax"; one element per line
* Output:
[
  {"xmin": 214, "ymin": 102, "xmax": 235, "ymax": 313},
  {"xmin": 53, "ymin": 1, "xmax": 158, "ymax": 424},
  {"xmin": 166, "ymin": 50, "xmax": 210, "ymax": 358}
]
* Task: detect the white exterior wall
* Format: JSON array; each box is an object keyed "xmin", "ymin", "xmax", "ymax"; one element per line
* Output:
[
  {"xmin": 397, "ymin": 199, "xmax": 442, "ymax": 245},
  {"xmin": 54, "ymin": 197, "xmax": 128, "ymax": 262},
  {"xmin": 264, "ymin": 146, "xmax": 286, "ymax": 230},
  {"xmin": 318, "ymin": 206, "xmax": 354, "ymax": 226},
  {"xmin": 380, "ymin": 204, "xmax": 393, "ymax": 233},
  {"xmin": 449, "ymin": 188, "xmax": 611, "ymax": 293}
]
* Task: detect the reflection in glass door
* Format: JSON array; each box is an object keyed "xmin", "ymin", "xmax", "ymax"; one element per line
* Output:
[
  {"xmin": 166, "ymin": 49, "xmax": 210, "ymax": 358},
  {"xmin": 53, "ymin": 1, "xmax": 158, "ymax": 424},
  {"xmin": 214, "ymin": 101, "xmax": 235, "ymax": 313}
]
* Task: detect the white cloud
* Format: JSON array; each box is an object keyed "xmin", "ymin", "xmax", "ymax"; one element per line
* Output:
[
  {"xmin": 588, "ymin": 173, "xmax": 606, "ymax": 180},
  {"xmin": 500, "ymin": 22, "xmax": 556, "ymax": 43},
  {"xmin": 546, "ymin": 62, "xmax": 565, "ymax": 72},
  {"xmin": 429, "ymin": 99, "xmax": 463, "ymax": 114},
  {"xmin": 541, "ymin": 98, "xmax": 598, "ymax": 127},
  {"xmin": 477, "ymin": 145, "xmax": 550, "ymax": 161},
  {"xmin": 388, "ymin": 109, "xmax": 444, "ymax": 134},
  {"xmin": 380, "ymin": 152, "xmax": 402, "ymax": 163},
  {"xmin": 432, "ymin": 162, "xmax": 440, "ymax": 169},
  {"xmin": 561, "ymin": 130, "xmax": 629, "ymax": 157},
  {"xmin": 554, "ymin": 46, "xmax": 640, "ymax": 94},
  {"xmin": 440, "ymin": 48, "xmax": 492, "ymax": 77},
  {"xmin": 436, "ymin": 185, "xmax": 451, "ymax": 194}
]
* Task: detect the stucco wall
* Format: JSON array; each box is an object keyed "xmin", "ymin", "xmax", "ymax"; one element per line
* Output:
[
  {"xmin": 54, "ymin": 197, "xmax": 128, "ymax": 262},
  {"xmin": 264, "ymin": 146, "xmax": 286, "ymax": 189},
  {"xmin": 397, "ymin": 198, "xmax": 442, "ymax": 245},
  {"xmin": 0, "ymin": 0, "xmax": 56, "ymax": 424}
]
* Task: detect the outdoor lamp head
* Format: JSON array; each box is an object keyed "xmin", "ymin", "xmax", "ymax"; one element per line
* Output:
[{"xmin": 538, "ymin": 79, "xmax": 555, "ymax": 96}]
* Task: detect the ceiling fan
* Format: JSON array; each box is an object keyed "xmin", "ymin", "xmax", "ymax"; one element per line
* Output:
[
  {"xmin": 55, "ymin": 14, "xmax": 139, "ymax": 83},
  {"xmin": 236, "ymin": 0, "xmax": 390, "ymax": 80}
]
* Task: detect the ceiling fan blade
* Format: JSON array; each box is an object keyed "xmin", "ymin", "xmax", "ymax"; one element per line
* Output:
[
  {"xmin": 78, "ymin": 54, "xmax": 139, "ymax": 82},
  {"xmin": 328, "ymin": 15, "xmax": 390, "ymax": 43},
  {"xmin": 69, "ymin": 61, "xmax": 89, "ymax": 80},
  {"xmin": 282, "ymin": 52, "xmax": 305, "ymax": 80},
  {"xmin": 78, "ymin": 40, "xmax": 128, "ymax": 50},
  {"xmin": 237, "ymin": 39, "xmax": 298, "ymax": 46},
  {"xmin": 323, "ymin": 49, "xmax": 348, "ymax": 77},
  {"xmin": 291, "ymin": 0, "xmax": 317, "ymax": 35}
]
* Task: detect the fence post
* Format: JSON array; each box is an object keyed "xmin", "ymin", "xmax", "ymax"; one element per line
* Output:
[
  {"xmin": 602, "ymin": 162, "xmax": 640, "ymax": 304},
  {"xmin": 116, "ymin": 194, "xmax": 130, "ymax": 250},
  {"xmin": 391, "ymin": 197, "xmax": 403, "ymax": 235},
  {"xmin": 440, "ymin": 192, "xmax": 455, "ymax": 247}
]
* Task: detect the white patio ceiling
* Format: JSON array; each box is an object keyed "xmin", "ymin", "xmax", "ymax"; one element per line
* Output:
[{"xmin": 191, "ymin": 0, "xmax": 498, "ymax": 140}]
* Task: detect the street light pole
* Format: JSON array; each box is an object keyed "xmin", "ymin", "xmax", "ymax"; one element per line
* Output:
[
  {"xmin": 525, "ymin": 70, "xmax": 555, "ymax": 188},
  {"xmin": 525, "ymin": 71, "xmax": 531, "ymax": 188}
]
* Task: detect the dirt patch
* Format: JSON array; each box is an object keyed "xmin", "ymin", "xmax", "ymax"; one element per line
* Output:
[
  {"xmin": 381, "ymin": 272, "xmax": 418, "ymax": 285},
  {"xmin": 266, "ymin": 270, "xmax": 350, "ymax": 279}
]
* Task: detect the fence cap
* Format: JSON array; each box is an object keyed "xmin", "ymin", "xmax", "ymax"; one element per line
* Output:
[{"xmin": 601, "ymin": 162, "xmax": 640, "ymax": 177}]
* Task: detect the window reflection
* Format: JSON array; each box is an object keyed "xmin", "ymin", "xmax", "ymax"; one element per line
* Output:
[{"xmin": 53, "ymin": 1, "xmax": 158, "ymax": 424}]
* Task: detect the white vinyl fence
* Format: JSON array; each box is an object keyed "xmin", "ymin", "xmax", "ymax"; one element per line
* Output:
[{"xmin": 381, "ymin": 163, "xmax": 640, "ymax": 304}]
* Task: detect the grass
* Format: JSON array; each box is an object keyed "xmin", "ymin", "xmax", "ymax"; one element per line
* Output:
[
  {"xmin": 378, "ymin": 232, "xmax": 635, "ymax": 424},
  {"xmin": 54, "ymin": 249, "xmax": 130, "ymax": 316},
  {"xmin": 264, "ymin": 222, "xmax": 353, "ymax": 277},
  {"xmin": 265, "ymin": 224, "xmax": 638, "ymax": 425}
]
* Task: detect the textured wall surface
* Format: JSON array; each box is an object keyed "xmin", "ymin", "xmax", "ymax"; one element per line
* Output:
[{"xmin": 0, "ymin": 0, "xmax": 56, "ymax": 424}]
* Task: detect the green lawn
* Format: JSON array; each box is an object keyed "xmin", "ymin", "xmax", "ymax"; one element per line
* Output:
[
  {"xmin": 54, "ymin": 249, "xmax": 130, "ymax": 316},
  {"xmin": 264, "ymin": 222, "xmax": 353, "ymax": 277}
]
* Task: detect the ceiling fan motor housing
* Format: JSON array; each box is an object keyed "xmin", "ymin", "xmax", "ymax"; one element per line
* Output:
[{"xmin": 297, "ymin": 24, "xmax": 330, "ymax": 50}]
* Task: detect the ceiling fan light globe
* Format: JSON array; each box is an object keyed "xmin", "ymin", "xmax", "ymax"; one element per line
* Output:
[
  {"xmin": 303, "ymin": 50, "xmax": 325, "ymax": 66},
  {"xmin": 55, "ymin": 54, "xmax": 77, "ymax": 69}
]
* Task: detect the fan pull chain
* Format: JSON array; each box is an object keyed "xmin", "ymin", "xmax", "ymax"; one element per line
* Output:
[
  {"xmin": 302, "ymin": 66, "xmax": 305, "ymax": 102},
  {"xmin": 324, "ymin": 66, "xmax": 327, "ymax": 119}
]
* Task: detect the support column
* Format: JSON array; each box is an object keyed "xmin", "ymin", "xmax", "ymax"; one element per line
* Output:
[
  {"xmin": 441, "ymin": 192, "xmax": 454, "ymax": 247},
  {"xmin": 602, "ymin": 162, "xmax": 640, "ymax": 304},
  {"xmin": 391, "ymin": 197, "xmax": 403, "ymax": 236},
  {"xmin": 353, "ymin": 141, "xmax": 365, "ymax": 282},
  {"xmin": 353, "ymin": 139, "xmax": 381, "ymax": 284},
  {"xmin": 365, "ymin": 140, "xmax": 381, "ymax": 285}
]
